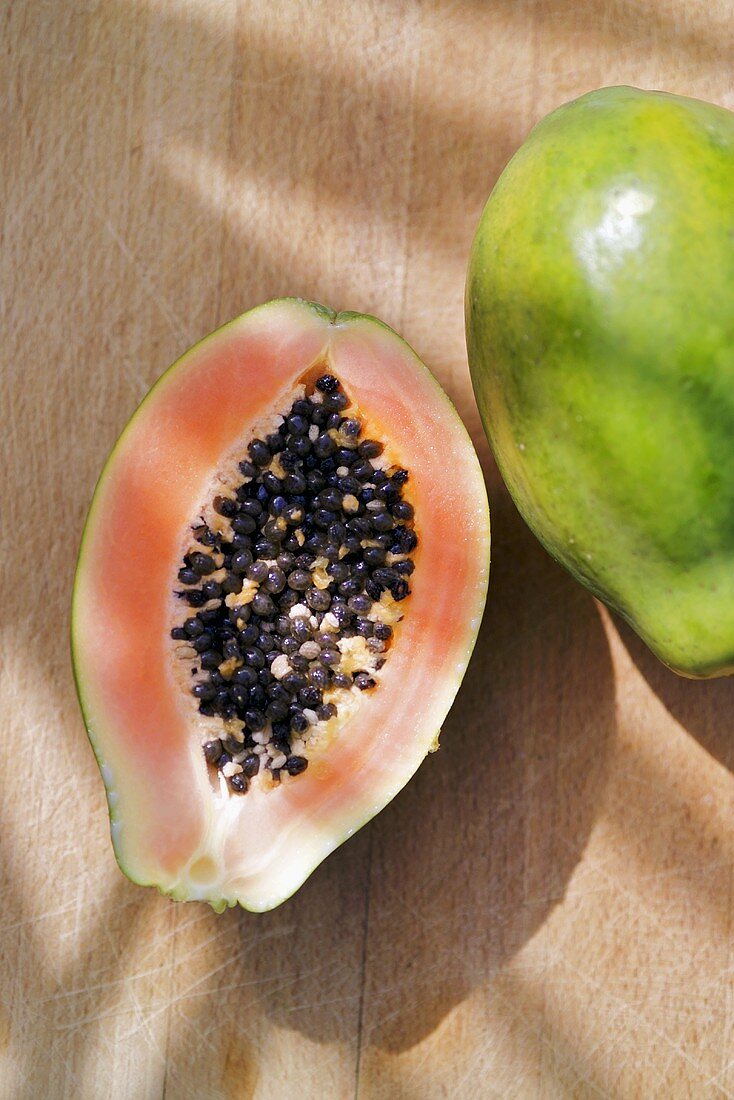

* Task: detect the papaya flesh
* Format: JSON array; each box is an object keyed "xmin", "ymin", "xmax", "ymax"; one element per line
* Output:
[
  {"xmin": 467, "ymin": 86, "xmax": 734, "ymax": 677},
  {"xmin": 72, "ymin": 299, "xmax": 489, "ymax": 911}
]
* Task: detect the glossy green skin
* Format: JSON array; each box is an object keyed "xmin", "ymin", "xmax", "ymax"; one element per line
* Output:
[{"xmin": 467, "ymin": 87, "xmax": 734, "ymax": 676}]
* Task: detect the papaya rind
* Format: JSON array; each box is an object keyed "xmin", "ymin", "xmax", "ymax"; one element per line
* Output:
[{"xmin": 467, "ymin": 86, "xmax": 734, "ymax": 677}]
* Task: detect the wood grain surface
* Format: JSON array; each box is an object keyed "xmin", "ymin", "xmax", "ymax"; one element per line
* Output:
[{"xmin": 3, "ymin": 1, "xmax": 734, "ymax": 1097}]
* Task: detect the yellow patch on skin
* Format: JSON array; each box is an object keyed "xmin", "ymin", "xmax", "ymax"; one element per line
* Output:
[
  {"xmin": 270, "ymin": 454, "xmax": 287, "ymax": 479},
  {"xmin": 328, "ymin": 427, "xmax": 358, "ymax": 449},
  {"xmin": 218, "ymin": 656, "xmax": 243, "ymax": 680},
  {"xmin": 306, "ymin": 758, "xmax": 332, "ymax": 780},
  {"xmin": 337, "ymin": 636, "xmax": 374, "ymax": 675},
  {"xmin": 261, "ymin": 769, "xmax": 280, "ymax": 792},
  {"xmin": 370, "ymin": 592, "xmax": 403, "ymax": 627},
  {"xmin": 222, "ymin": 718, "xmax": 245, "ymax": 741},
  {"xmin": 224, "ymin": 579, "xmax": 259, "ymax": 608},
  {"xmin": 311, "ymin": 556, "xmax": 330, "ymax": 590}
]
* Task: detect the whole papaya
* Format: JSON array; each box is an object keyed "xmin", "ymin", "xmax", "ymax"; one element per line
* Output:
[{"xmin": 467, "ymin": 86, "xmax": 734, "ymax": 677}]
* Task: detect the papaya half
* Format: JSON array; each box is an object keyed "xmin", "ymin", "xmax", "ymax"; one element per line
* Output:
[
  {"xmin": 72, "ymin": 298, "xmax": 489, "ymax": 911},
  {"xmin": 467, "ymin": 86, "xmax": 734, "ymax": 677}
]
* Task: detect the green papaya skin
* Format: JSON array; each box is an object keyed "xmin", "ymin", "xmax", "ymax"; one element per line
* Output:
[{"xmin": 467, "ymin": 86, "xmax": 734, "ymax": 677}]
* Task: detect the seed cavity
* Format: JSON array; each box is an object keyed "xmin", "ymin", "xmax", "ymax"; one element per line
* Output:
[{"xmin": 171, "ymin": 373, "xmax": 417, "ymax": 793}]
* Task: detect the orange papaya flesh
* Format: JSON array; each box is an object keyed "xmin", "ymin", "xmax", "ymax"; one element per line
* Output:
[{"xmin": 72, "ymin": 299, "xmax": 489, "ymax": 912}]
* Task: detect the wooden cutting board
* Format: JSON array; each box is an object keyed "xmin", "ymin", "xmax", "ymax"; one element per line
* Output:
[{"xmin": 3, "ymin": 1, "xmax": 734, "ymax": 1096}]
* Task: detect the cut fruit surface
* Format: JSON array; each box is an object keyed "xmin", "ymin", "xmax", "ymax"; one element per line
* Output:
[{"xmin": 72, "ymin": 298, "xmax": 489, "ymax": 911}]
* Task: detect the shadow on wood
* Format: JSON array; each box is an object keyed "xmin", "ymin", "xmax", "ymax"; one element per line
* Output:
[
  {"xmin": 615, "ymin": 618, "xmax": 734, "ymax": 773},
  {"xmin": 2, "ymin": 850, "xmax": 161, "ymax": 1100},
  {"xmin": 350, "ymin": 478, "xmax": 615, "ymax": 1053}
]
